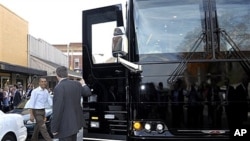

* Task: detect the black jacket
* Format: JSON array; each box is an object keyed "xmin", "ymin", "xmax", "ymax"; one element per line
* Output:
[
  {"xmin": 13, "ymin": 91, "xmax": 22, "ymax": 107},
  {"xmin": 51, "ymin": 79, "xmax": 84, "ymax": 138}
]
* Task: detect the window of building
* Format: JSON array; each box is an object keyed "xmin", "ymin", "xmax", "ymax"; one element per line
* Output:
[{"xmin": 74, "ymin": 58, "xmax": 80, "ymax": 69}]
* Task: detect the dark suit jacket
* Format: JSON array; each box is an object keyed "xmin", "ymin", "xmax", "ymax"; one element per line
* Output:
[
  {"xmin": 51, "ymin": 79, "xmax": 84, "ymax": 138},
  {"xmin": 13, "ymin": 91, "xmax": 22, "ymax": 107},
  {"xmin": 235, "ymin": 83, "xmax": 248, "ymax": 121},
  {"xmin": 82, "ymin": 85, "xmax": 91, "ymax": 97}
]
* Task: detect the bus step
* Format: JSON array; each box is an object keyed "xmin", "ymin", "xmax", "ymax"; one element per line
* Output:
[
  {"xmin": 108, "ymin": 120, "xmax": 127, "ymax": 123},
  {"xmin": 104, "ymin": 111, "xmax": 127, "ymax": 114},
  {"xmin": 110, "ymin": 124, "xmax": 127, "ymax": 127}
]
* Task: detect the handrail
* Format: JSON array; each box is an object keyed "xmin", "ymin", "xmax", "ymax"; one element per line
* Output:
[
  {"xmin": 167, "ymin": 32, "xmax": 206, "ymax": 84},
  {"xmin": 219, "ymin": 28, "xmax": 250, "ymax": 76}
]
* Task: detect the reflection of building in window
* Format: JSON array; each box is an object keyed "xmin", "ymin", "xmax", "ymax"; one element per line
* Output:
[
  {"xmin": 74, "ymin": 58, "xmax": 79, "ymax": 69},
  {"xmin": 92, "ymin": 22, "xmax": 117, "ymax": 64}
]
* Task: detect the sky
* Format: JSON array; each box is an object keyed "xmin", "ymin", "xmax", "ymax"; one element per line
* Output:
[{"xmin": 0, "ymin": 0, "xmax": 125, "ymax": 44}]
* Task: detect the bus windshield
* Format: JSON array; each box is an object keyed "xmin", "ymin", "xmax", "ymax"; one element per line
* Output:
[
  {"xmin": 134, "ymin": 0, "xmax": 250, "ymax": 61},
  {"xmin": 132, "ymin": 0, "xmax": 250, "ymax": 131}
]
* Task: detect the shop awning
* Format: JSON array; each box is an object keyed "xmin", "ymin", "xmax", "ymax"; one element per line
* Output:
[
  {"xmin": 0, "ymin": 61, "xmax": 47, "ymax": 76},
  {"xmin": 31, "ymin": 56, "xmax": 82, "ymax": 79}
]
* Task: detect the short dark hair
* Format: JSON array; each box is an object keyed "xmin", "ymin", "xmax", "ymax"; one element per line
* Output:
[
  {"xmin": 56, "ymin": 66, "xmax": 68, "ymax": 78},
  {"xmin": 39, "ymin": 77, "xmax": 47, "ymax": 82},
  {"xmin": 14, "ymin": 84, "xmax": 18, "ymax": 89}
]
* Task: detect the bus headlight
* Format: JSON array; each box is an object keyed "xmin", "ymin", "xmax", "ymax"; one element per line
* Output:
[
  {"xmin": 144, "ymin": 123, "xmax": 151, "ymax": 132},
  {"xmin": 156, "ymin": 123, "xmax": 164, "ymax": 133},
  {"xmin": 133, "ymin": 121, "xmax": 142, "ymax": 130}
]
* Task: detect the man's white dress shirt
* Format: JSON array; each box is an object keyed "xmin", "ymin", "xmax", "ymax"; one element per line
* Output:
[{"xmin": 25, "ymin": 86, "xmax": 52, "ymax": 109}]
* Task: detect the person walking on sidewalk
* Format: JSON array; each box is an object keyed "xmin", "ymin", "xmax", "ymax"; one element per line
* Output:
[{"xmin": 26, "ymin": 77, "xmax": 52, "ymax": 141}]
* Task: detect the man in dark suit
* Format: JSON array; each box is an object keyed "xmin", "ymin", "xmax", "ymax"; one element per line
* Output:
[
  {"xmin": 0, "ymin": 88, "xmax": 3, "ymax": 110},
  {"xmin": 234, "ymin": 77, "xmax": 249, "ymax": 128},
  {"xmin": 12, "ymin": 84, "xmax": 22, "ymax": 109},
  {"xmin": 51, "ymin": 66, "xmax": 85, "ymax": 141},
  {"xmin": 223, "ymin": 78, "xmax": 235, "ymax": 130}
]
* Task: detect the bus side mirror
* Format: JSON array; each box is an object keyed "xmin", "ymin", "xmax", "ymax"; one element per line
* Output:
[{"xmin": 112, "ymin": 27, "xmax": 128, "ymax": 57}]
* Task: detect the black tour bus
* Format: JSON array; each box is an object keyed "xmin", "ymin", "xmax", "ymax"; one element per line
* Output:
[{"xmin": 82, "ymin": 0, "xmax": 250, "ymax": 140}]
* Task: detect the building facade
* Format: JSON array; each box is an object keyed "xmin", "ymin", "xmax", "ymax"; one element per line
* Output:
[
  {"xmin": 0, "ymin": 4, "xmax": 82, "ymax": 91},
  {"xmin": 53, "ymin": 43, "xmax": 83, "ymax": 74},
  {"xmin": 0, "ymin": 4, "xmax": 46, "ymax": 90}
]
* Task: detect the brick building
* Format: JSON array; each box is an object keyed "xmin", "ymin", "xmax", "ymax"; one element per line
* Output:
[{"xmin": 53, "ymin": 43, "xmax": 83, "ymax": 74}]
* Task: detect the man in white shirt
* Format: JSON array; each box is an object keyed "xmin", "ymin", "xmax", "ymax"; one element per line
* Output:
[{"xmin": 26, "ymin": 77, "xmax": 52, "ymax": 141}]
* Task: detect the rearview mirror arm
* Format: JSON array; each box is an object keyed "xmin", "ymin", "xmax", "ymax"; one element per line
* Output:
[{"xmin": 117, "ymin": 56, "xmax": 142, "ymax": 73}]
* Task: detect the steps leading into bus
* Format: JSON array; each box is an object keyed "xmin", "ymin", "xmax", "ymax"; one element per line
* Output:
[{"xmin": 104, "ymin": 105, "xmax": 127, "ymax": 134}]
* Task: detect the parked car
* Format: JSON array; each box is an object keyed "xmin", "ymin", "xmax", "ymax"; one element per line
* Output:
[
  {"xmin": 8, "ymin": 98, "xmax": 83, "ymax": 141},
  {"xmin": 8, "ymin": 98, "xmax": 53, "ymax": 137},
  {"xmin": 0, "ymin": 110, "xmax": 27, "ymax": 141}
]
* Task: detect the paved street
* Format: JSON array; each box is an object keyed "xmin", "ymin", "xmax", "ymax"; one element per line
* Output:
[
  {"xmin": 26, "ymin": 138, "xmax": 46, "ymax": 141},
  {"xmin": 25, "ymin": 136, "xmax": 47, "ymax": 141},
  {"xmin": 25, "ymin": 136, "xmax": 84, "ymax": 141}
]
